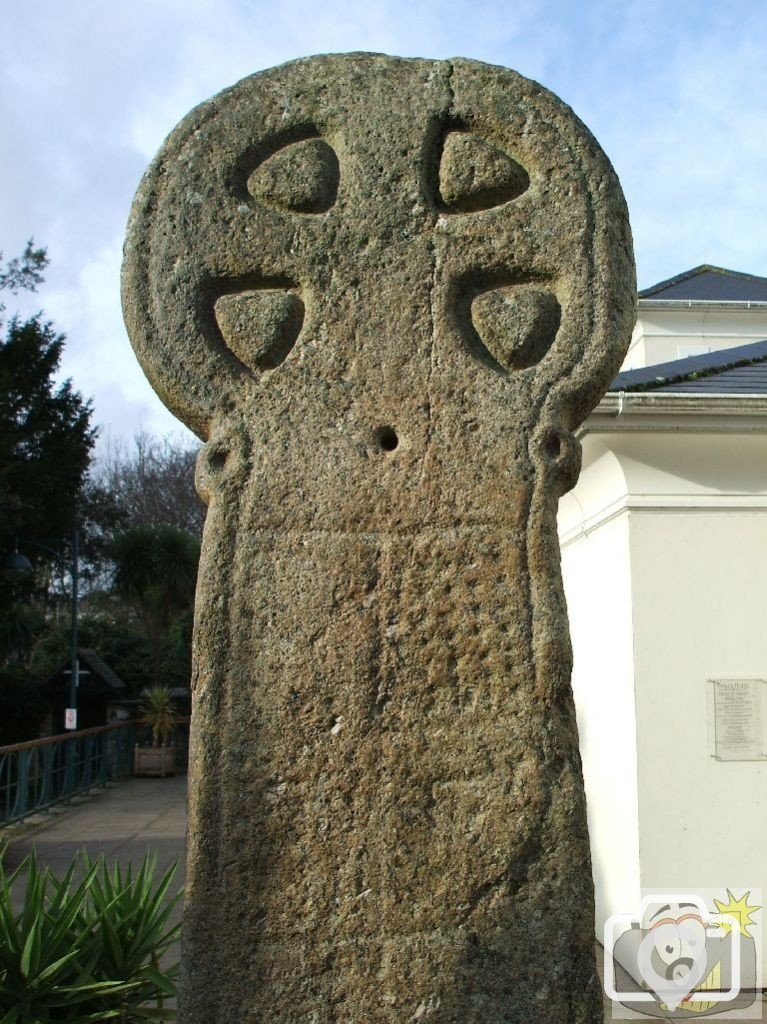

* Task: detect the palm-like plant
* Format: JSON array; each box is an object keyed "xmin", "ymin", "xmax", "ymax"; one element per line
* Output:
[{"xmin": 141, "ymin": 686, "xmax": 177, "ymax": 749}]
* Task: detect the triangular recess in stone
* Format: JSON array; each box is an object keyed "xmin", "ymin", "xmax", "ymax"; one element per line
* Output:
[
  {"xmin": 247, "ymin": 138, "xmax": 339, "ymax": 214},
  {"xmin": 214, "ymin": 289, "xmax": 304, "ymax": 371},
  {"xmin": 439, "ymin": 133, "xmax": 529, "ymax": 213},
  {"xmin": 471, "ymin": 286, "xmax": 560, "ymax": 371}
]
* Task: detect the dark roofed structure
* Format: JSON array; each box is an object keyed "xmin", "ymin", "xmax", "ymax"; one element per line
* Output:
[
  {"xmin": 610, "ymin": 339, "xmax": 767, "ymax": 395},
  {"xmin": 41, "ymin": 647, "xmax": 131, "ymax": 732},
  {"xmin": 639, "ymin": 265, "xmax": 767, "ymax": 302},
  {"xmin": 42, "ymin": 647, "xmax": 128, "ymax": 697}
]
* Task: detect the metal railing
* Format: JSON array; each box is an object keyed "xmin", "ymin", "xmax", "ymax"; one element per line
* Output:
[{"xmin": 0, "ymin": 721, "xmax": 137, "ymax": 826}]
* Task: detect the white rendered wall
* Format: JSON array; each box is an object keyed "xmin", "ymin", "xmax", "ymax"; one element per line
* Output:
[
  {"xmin": 622, "ymin": 306, "xmax": 767, "ymax": 370},
  {"xmin": 630, "ymin": 510, "xmax": 767, "ymax": 897},
  {"xmin": 559, "ymin": 450, "xmax": 641, "ymax": 934},
  {"xmin": 560, "ymin": 422, "xmax": 767, "ymax": 971}
]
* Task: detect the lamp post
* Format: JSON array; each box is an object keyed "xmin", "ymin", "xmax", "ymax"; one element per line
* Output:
[
  {"xmin": 67, "ymin": 529, "xmax": 79, "ymax": 730},
  {"xmin": 3, "ymin": 529, "xmax": 80, "ymax": 730}
]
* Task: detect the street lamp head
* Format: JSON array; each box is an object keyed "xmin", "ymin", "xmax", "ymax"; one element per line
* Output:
[{"xmin": 2, "ymin": 551, "xmax": 34, "ymax": 580}]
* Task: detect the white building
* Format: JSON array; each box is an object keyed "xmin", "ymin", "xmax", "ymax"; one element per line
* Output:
[{"xmin": 558, "ymin": 265, "xmax": 767, "ymax": 965}]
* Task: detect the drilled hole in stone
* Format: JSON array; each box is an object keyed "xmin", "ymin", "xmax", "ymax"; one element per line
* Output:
[
  {"xmin": 210, "ymin": 448, "xmax": 230, "ymax": 471},
  {"xmin": 375, "ymin": 426, "xmax": 399, "ymax": 452},
  {"xmin": 544, "ymin": 433, "xmax": 561, "ymax": 459}
]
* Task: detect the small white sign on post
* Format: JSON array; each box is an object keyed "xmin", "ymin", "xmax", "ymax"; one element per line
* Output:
[{"xmin": 65, "ymin": 708, "xmax": 78, "ymax": 731}]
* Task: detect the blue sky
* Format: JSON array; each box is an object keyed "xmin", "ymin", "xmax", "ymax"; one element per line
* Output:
[{"xmin": 2, "ymin": 0, "xmax": 766, "ymax": 442}]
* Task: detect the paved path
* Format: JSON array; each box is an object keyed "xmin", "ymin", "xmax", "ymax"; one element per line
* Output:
[
  {"xmin": 2, "ymin": 780, "xmax": 763, "ymax": 1021},
  {"xmin": 2, "ymin": 775, "xmax": 186, "ymax": 920},
  {"xmin": 3, "ymin": 775, "xmax": 186, "ymax": 877}
]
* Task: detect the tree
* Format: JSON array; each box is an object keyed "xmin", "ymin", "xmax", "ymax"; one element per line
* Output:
[
  {"xmin": 0, "ymin": 239, "xmax": 47, "ymax": 324},
  {"xmin": 96, "ymin": 431, "xmax": 204, "ymax": 537},
  {"xmin": 0, "ymin": 245, "xmax": 202, "ymax": 738},
  {"xmin": 0, "ymin": 663, "xmax": 46, "ymax": 745},
  {"xmin": 0, "ymin": 243, "xmax": 96, "ymax": 681},
  {"xmin": 28, "ymin": 617, "xmax": 153, "ymax": 695},
  {"xmin": 0, "ymin": 242, "xmax": 95, "ymax": 567},
  {"xmin": 110, "ymin": 525, "xmax": 200, "ymax": 687},
  {"xmin": 0, "ymin": 315, "xmax": 95, "ymax": 555}
]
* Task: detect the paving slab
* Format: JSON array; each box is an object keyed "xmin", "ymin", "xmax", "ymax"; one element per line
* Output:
[{"xmin": 2, "ymin": 775, "xmax": 186, "ymax": 923}]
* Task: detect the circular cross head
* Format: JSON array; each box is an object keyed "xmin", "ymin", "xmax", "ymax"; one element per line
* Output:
[{"xmin": 122, "ymin": 54, "xmax": 635, "ymax": 482}]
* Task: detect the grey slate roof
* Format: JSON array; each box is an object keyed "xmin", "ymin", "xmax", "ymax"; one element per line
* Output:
[
  {"xmin": 610, "ymin": 340, "xmax": 767, "ymax": 395},
  {"xmin": 652, "ymin": 363, "xmax": 767, "ymax": 394},
  {"xmin": 639, "ymin": 265, "xmax": 767, "ymax": 302}
]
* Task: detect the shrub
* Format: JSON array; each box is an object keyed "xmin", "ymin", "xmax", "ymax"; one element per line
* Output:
[
  {"xmin": 0, "ymin": 848, "xmax": 180, "ymax": 1022},
  {"xmin": 0, "ymin": 665, "xmax": 46, "ymax": 746}
]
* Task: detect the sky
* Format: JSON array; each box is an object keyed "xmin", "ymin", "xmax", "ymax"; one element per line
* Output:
[{"xmin": 2, "ymin": 0, "xmax": 766, "ymax": 446}]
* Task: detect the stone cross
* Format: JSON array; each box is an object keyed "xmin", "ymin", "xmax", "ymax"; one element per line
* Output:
[{"xmin": 123, "ymin": 53, "xmax": 635, "ymax": 1023}]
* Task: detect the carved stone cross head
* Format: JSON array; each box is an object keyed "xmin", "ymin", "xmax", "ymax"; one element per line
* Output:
[{"xmin": 123, "ymin": 54, "xmax": 635, "ymax": 532}]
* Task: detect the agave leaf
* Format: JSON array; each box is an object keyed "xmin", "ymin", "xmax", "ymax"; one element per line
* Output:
[
  {"xmin": 84, "ymin": 1012, "xmax": 129, "ymax": 1022},
  {"xmin": 34, "ymin": 948, "xmax": 84, "ymax": 983},
  {"xmin": 19, "ymin": 915, "xmax": 41, "ymax": 980},
  {"xmin": 18, "ymin": 854, "xmax": 44, "ymax": 941},
  {"xmin": 47, "ymin": 857, "xmax": 79, "ymax": 915},
  {"xmin": 145, "ymin": 862, "xmax": 180, "ymax": 919},
  {"xmin": 67, "ymin": 1012, "xmax": 124, "ymax": 1022},
  {"xmin": 45, "ymin": 897, "xmax": 88, "ymax": 951},
  {"xmin": 55, "ymin": 979, "xmax": 137, "ymax": 994},
  {"xmin": 0, "ymin": 895, "xmax": 20, "ymax": 958},
  {"xmin": 1, "ymin": 854, "xmax": 27, "ymax": 889},
  {"xmin": 140, "ymin": 964, "xmax": 178, "ymax": 997},
  {"xmin": 47, "ymin": 857, "xmax": 101, "ymax": 940},
  {"xmin": 43, "ymin": 874, "xmax": 95, "ymax": 953},
  {"xmin": 99, "ymin": 914, "xmax": 126, "ymax": 975}
]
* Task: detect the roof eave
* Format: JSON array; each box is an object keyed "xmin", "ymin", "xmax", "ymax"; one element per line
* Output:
[
  {"xmin": 638, "ymin": 298, "xmax": 767, "ymax": 312},
  {"xmin": 582, "ymin": 392, "xmax": 767, "ymax": 436}
]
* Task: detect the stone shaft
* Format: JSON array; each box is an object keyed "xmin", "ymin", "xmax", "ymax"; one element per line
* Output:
[{"xmin": 122, "ymin": 53, "xmax": 636, "ymax": 1023}]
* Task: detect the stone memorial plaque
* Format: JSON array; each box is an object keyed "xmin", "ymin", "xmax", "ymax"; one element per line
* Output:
[
  {"xmin": 123, "ymin": 53, "xmax": 635, "ymax": 1023},
  {"xmin": 710, "ymin": 679, "xmax": 765, "ymax": 761}
]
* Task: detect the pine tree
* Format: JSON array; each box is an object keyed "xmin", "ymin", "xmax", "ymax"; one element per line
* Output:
[{"xmin": 0, "ymin": 242, "xmax": 95, "ymax": 656}]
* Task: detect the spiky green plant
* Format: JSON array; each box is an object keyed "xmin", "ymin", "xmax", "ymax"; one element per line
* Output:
[
  {"xmin": 140, "ymin": 687, "xmax": 177, "ymax": 749},
  {"xmin": 0, "ymin": 848, "xmax": 181, "ymax": 1022}
]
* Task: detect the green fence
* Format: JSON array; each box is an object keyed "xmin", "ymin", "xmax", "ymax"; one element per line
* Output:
[{"xmin": 0, "ymin": 721, "xmax": 137, "ymax": 826}]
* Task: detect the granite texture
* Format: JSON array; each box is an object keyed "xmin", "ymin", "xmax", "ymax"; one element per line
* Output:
[{"xmin": 122, "ymin": 53, "xmax": 636, "ymax": 1023}]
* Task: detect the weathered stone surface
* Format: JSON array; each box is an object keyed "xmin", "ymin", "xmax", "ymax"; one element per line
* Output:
[{"xmin": 122, "ymin": 53, "xmax": 635, "ymax": 1023}]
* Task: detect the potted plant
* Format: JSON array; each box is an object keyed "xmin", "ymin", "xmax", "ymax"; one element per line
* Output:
[{"xmin": 134, "ymin": 685, "xmax": 177, "ymax": 777}]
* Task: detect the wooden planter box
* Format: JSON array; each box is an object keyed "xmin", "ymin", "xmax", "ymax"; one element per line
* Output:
[{"xmin": 134, "ymin": 744, "xmax": 175, "ymax": 777}]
